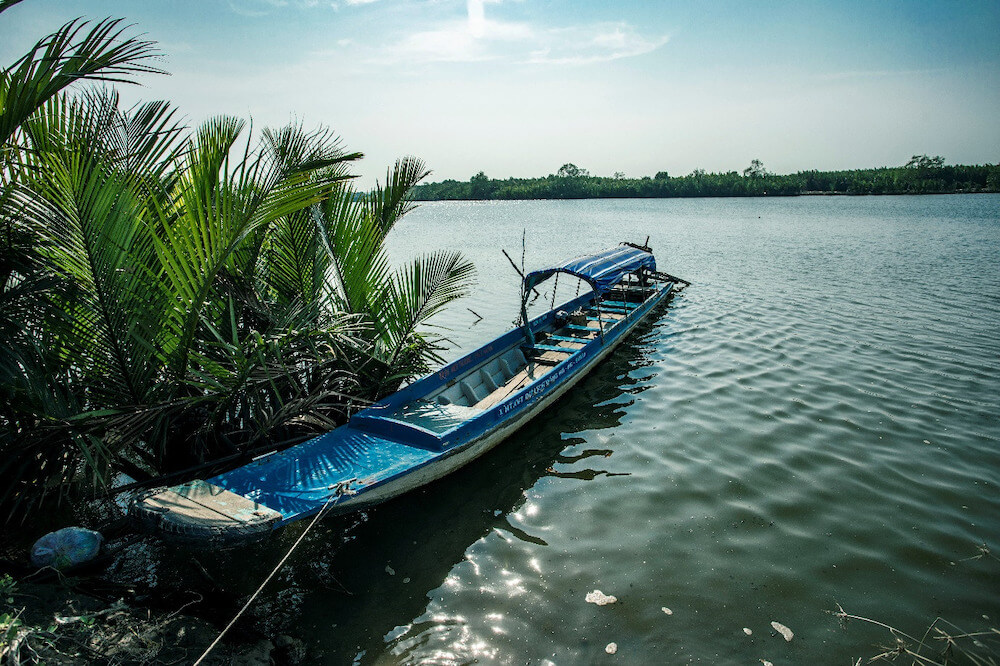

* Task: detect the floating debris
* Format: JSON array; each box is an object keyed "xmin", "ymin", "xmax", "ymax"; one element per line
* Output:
[
  {"xmin": 585, "ymin": 590, "xmax": 617, "ymax": 606},
  {"xmin": 760, "ymin": 660, "xmax": 773, "ymax": 666},
  {"xmin": 743, "ymin": 627, "xmax": 753, "ymax": 636},
  {"xmin": 403, "ymin": 577, "xmax": 411, "ymax": 584},
  {"xmin": 385, "ymin": 565, "xmax": 395, "ymax": 576},
  {"xmin": 605, "ymin": 642, "xmax": 618, "ymax": 654},
  {"xmin": 661, "ymin": 607, "xmax": 673, "ymax": 615},
  {"xmin": 771, "ymin": 621, "xmax": 794, "ymax": 642}
]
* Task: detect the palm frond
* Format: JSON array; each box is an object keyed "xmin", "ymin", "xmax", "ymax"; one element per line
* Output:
[
  {"xmin": 317, "ymin": 186, "xmax": 390, "ymax": 316},
  {"xmin": 364, "ymin": 155, "xmax": 430, "ymax": 236},
  {"xmin": 92, "ymin": 89, "xmax": 185, "ymax": 185},
  {"xmin": 377, "ymin": 250, "xmax": 475, "ymax": 385},
  {"xmin": 154, "ymin": 117, "xmax": 354, "ymax": 380},
  {"xmin": 16, "ymin": 92, "xmax": 175, "ymax": 402},
  {"xmin": 261, "ymin": 121, "xmax": 362, "ymax": 176},
  {"xmin": 0, "ymin": 16, "xmax": 164, "ymax": 146},
  {"xmin": 247, "ymin": 122, "xmax": 361, "ymax": 319},
  {"xmin": 0, "ymin": 1, "xmax": 26, "ymax": 15}
]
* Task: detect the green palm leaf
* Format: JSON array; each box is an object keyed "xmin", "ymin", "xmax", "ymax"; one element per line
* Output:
[
  {"xmin": 364, "ymin": 156, "xmax": 430, "ymax": 236},
  {"xmin": 153, "ymin": 117, "xmax": 355, "ymax": 380},
  {"xmin": 18, "ymin": 93, "xmax": 171, "ymax": 405},
  {"xmin": 251, "ymin": 123, "xmax": 360, "ymax": 319},
  {"xmin": 318, "ymin": 189, "xmax": 390, "ymax": 316},
  {"xmin": 0, "ymin": 16, "xmax": 164, "ymax": 147},
  {"xmin": 377, "ymin": 250, "xmax": 475, "ymax": 387}
]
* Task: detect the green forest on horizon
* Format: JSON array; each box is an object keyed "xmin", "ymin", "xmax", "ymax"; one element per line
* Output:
[{"xmin": 411, "ymin": 156, "xmax": 1000, "ymax": 201}]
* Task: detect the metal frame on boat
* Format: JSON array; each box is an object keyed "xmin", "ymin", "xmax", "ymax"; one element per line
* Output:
[{"xmin": 132, "ymin": 243, "xmax": 688, "ymax": 542}]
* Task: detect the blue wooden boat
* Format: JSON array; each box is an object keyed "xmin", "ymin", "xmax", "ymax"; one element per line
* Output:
[{"xmin": 132, "ymin": 243, "xmax": 688, "ymax": 542}]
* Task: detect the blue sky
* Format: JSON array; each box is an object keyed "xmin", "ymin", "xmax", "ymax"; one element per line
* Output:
[{"xmin": 2, "ymin": 0, "xmax": 998, "ymax": 186}]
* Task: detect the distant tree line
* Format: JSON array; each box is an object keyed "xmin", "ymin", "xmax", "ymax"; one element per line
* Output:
[{"xmin": 411, "ymin": 156, "xmax": 1000, "ymax": 201}]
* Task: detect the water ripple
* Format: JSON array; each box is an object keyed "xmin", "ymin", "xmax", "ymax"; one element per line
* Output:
[{"xmin": 216, "ymin": 196, "xmax": 1000, "ymax": 664}]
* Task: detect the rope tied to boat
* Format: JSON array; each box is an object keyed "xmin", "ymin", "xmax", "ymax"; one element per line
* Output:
[
  {"xmin": 192, "ymin": 489, "xmax": 342, "ymax": 665},
  {"xmin": 329, "ymin": 479, "xmax": 358, "ymax": 498}
]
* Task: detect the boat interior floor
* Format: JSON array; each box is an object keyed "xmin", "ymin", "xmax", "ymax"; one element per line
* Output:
[{"xmin": 385, "ymin": 285, "xmax": 656, "ymax": 433}]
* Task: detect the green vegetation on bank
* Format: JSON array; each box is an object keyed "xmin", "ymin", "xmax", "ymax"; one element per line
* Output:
[
  {"xmin": 412, "ymin": 157, "xmax": 1000, "ymax": 200},
  {"xmin": 0, "ymin": 7, "xmax": 473, "ymax": 524}
]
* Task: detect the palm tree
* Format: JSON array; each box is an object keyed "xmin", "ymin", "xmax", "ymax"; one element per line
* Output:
[
  {"xmin": 0, "ymin": 11, "xmax": 167, "ymax": 521},
  {"xmin": 0, "ymin": 8, "xmax": 476, "ymax": 524},
  {"xmin": 318, "ymin": 156, "xmax": 476, "ymax": 398}
]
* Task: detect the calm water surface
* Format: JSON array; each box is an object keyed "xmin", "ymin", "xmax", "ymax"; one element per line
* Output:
[{"xmin": 220, "ymin": 196, "xmax": 1000, "ymax": 664}]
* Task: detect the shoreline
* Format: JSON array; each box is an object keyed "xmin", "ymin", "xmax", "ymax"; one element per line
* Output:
[
  {"xmin": 411, "ymin": 161, "xmax": 1000, "ymax": 201},
  {"xmin": 413, "ymin": 189, "xmax": 999, "ymax": 202}
]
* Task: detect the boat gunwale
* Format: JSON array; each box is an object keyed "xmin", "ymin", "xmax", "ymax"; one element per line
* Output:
[
  {"xmin": 266, "ymin": 278, "xmax": 676, "ymax": 525},
  {"xmin": 348, "ymin": 280, "xmax": 672, "ymax": 449},
  {"xmin": 165, "ymin": 266, "xmax": 678, "ymax": 532}
]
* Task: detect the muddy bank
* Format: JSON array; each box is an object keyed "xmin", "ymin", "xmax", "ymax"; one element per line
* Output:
[
  {"xmin": 1, "ymin": 574, "xmax": 312, "ymax": 665},
  {"xmin": 0, "ymin": 527, "xmax": 313, "ymax": 666},
  {"xmin": 1, "ymin": 574, "xmax": 309, "ymax": 665}
]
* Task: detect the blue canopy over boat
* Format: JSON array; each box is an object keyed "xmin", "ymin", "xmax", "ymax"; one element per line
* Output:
[{"xmin": 523, "ymin": 245, "xmax": 656, "ymax": 297}]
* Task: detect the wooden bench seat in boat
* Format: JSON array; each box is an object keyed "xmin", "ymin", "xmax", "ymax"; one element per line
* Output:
[
  {"xmin": 546, "ymin": 334, "xmax": 591, "ymax": 343},
  {"xmin": 600, "ymin": 299, "xmax": 640, "ymax": 310},
  {"xmin": 526, "ymin": 343, "xmax": 577, "ymax": 355},
  {"xmin": 432, "ymin": 348, "xmax": 530, "ymax": 407}
]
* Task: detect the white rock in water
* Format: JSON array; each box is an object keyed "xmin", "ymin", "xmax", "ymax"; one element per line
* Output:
[
  {"xmin": 661, "ymin": 607, "xmax": 673, "ymax": 615},
  {"xmin": 743, "ymin": 627, "xmax": 753, "ymax": 636},
  {"xmin": 585, "ymin": 590, "xmax": 617, "ymax": 606},
  {"xmin": 771, "ymin": 620, "xmax": 794, "ymax": 642},
  {"xmin": 385, "ymin": 565, "xmax": 395, "ymax": 575},
  {"xmin": 605, "ymin": 642, "xmax": 618, "ymax": 654},
  {"xmin": 760, "ymin": 660, "xmax": 773, "ymax": 666}
]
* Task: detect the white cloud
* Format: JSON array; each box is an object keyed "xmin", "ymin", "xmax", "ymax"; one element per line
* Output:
[
  {"xmin": 523, "ymin": 22, "xmax": 669, "ymax": 65},
  {"xmin": 227, "ymin": 0, "xmax": 286, "ymax": 18},
  {"xmin": 364, "ymin": 1, "xmax": 667, "ymax": 66},
  {"xmin": 229, "ymin": 0, "xmax": 358, "ymax": 15}
]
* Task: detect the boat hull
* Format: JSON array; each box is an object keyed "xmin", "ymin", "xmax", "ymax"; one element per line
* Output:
[
  {"xmin": 317, "ymin": 281, "xmax": 675, "ymax": 515},
  {"xmin": 132, "ymin": 244, "xmax": 684, "ymax": 541}
]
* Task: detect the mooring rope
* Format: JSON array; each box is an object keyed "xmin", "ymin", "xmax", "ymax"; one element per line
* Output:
[{"xmin": 192, "ymin": 492, "xmax": 341, "ymax": 665}]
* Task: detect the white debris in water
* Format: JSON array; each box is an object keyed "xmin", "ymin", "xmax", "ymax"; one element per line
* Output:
[
  {"xmin": 743, "ymin": 627, "xmax": 753, "ymax": 636},
  {"xmin": 771, "ymin": 621, "xmax": 794, "ymax": 642},
  {"xmin": 605, "ymin": 642, "xmax": 618, "ymax": 654},
  {"xmin": 403, "ymin": 577, "xmax": 410, "ymax": 584},
  {"xmin": 760, "ymin": 660, "xmax": 773, "ymax": 666},
  {"xmin": 385, "ymin": 565, "xmax": 395, "ymax": 576},
  {"xmin": 585, "ymin": 590, "xmax": 617, "ymax": 606},
  {"xmin": 661, "ymin": 607, "xmax": 673, "ymax": 615}
]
